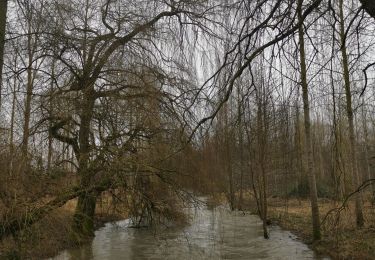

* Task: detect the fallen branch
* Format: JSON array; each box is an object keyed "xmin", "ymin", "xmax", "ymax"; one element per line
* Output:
[{"xmin": 321, "ymin": 178, "xmax": 375, "ymax": 226}]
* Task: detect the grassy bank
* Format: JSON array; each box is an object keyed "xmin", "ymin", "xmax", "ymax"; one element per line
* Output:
[
  {"xmin": 2, "ymin": 191, "xmax": 373, "ymax": 259},
  {"xmin": 0, "ymin": 195, "xmax": 128, "ymax": 259},
  {"xmin": 207, "ymin": 191, "xmax": 375, "ymax": 259},
  {"xmin": 267, "ymin": 198, "xmax": 375, "ymax": 260}
]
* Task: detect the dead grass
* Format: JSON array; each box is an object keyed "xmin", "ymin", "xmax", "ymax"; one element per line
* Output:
[
  {"xmin": 0, "ymin": 207, "xmax": 74, "ymax": 259},
  {"xmin": 206, "ymin": 193, "xmax": 227, "ymax": 209},
  {"xmin": 0, "ymin": 193, "xmax": 129, "ymax": 260},
  {"xmin": 267, "ymin": 197, "xmax": 375, "ymax": 260}
]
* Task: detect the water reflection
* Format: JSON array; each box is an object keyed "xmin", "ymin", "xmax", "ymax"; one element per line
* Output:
[{"xmin": 53, "ymin": 205, "xmax": 329, "ymax": 260}]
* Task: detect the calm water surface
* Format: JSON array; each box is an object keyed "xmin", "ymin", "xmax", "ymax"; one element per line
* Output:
[{"xmin": 52, "ymin": 204, "xmax": 329, "ymax": 260}]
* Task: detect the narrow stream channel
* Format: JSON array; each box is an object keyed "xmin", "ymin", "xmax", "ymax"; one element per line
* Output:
[{"xmin": 52, "ymin": 204, "xmax": 329, "ymax": 259}]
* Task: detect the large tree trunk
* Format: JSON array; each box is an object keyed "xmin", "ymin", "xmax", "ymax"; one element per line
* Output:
[
  {"xmin": 71, "ymin": 2, "xmax": 99, "ymax": 237},
  {"xmin": 298, "ymin": 0, "xmax": 321, "ymax": 241},
  {"xmin": 339, "ymin": 0, "xmax": 364, "ymax": 227},
  {"xmin": 72, "ymin": 88, "xmax": 97, "ymax": 238},
  {"xmin": 0, "ymin": 0, "xmax": 7, "ymax": 111}
]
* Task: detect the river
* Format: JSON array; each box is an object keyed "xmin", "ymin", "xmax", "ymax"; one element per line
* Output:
[{"xmin": 52, "ymin": 203, "xmax": 329, "ymax": 259}]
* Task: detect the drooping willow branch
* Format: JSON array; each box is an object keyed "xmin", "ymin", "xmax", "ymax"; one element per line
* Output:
[{"xmin": 0, "ymin": 179, "xmax": 113, "ymax": 240}]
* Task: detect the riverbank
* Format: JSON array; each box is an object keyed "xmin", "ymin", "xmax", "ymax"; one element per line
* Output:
[
  {"xmin": 0, "ymin": 196, "xmax": 128, "ymax": 259},
  {"xmin": 53, "ymin": 198, "xmax": 321, "ymax": 259},
  {"xmin": 267, "ymin": 198, "xmax": 375, "ymax": 260},
  {"xmin": 2, "ymin": 194, "xmax": 374, "ymax": 259},
  {"xmin": 207, "ymin": 192, "xmax": 375, "ymax": 259}
]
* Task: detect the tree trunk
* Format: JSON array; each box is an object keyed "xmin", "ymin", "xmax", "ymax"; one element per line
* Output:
[
  {"xmin": 9, "ymin": 57, "xmax": 18, "ymax": 175},
  {"xmin": 21, "ymin": 18, "xmax": 36, "ymax": 159},
  {"xmin": 47, "ymin": 56, "xmax": 57, "ymax": 171},
  {"xmin": 0, "ymin": 0, "xmax": 7, "ymax": 111},
  {"xmin": 361, "ymin": 104, "xmax": 374, "ymax": 202},
  {"xmin": 294, "ymin": 99, "xmax": 304, "ymax": 201},
  {"xmin": 224, "ymin": 104, "xmax": 235, "ymax": 211},
  {"xmin": 237, "ymin": 89, "xmax": 244, "ymax": 210},
  {"xmin": 339, "ymin": 0, "xmax": 364, "ymax": 227},
  {"xmin": 72, "ymin": 88, "xmax": 97, "ymax": 238},
  {"xmin": 258, "ymin": 95, "xmax": 269, "ymax": 239},
  {"xmin": 298, "ymin": 0, "xmax": 321, "ymax": 241}
]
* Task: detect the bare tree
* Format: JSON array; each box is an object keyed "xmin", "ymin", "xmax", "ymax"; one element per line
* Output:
[
  {"xmin": 338, "ymin": 0, "xmax": 364, "ymax": 227},
  {"xmin": 297, "ymin": 0, "xmax": 321, "ymax": 241},
  {"xmin": 44, "ymin": 0, "xmax": 223, "ymax": 238}
]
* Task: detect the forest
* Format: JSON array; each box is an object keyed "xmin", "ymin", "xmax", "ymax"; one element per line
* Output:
[{"xmin": 0, "ymin": 0, "xmax": 375, "ymax": 259}]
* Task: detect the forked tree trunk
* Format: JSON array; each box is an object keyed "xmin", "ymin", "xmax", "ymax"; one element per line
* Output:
[{"xmin": 297, "ymin": 0, "xmax": 321, "ymax": 241}]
